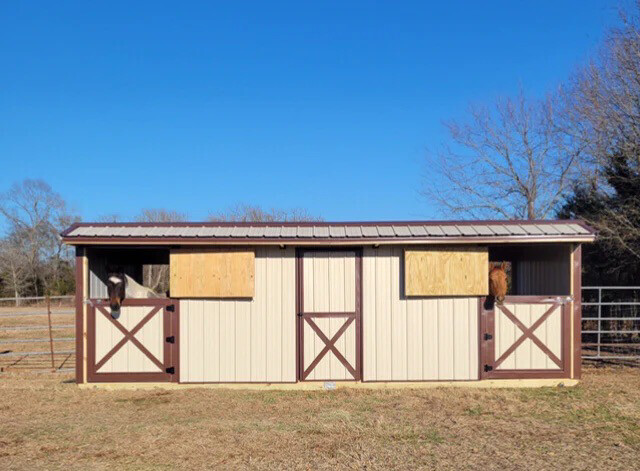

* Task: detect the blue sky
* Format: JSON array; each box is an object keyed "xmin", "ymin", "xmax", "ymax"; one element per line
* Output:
[{"xmin": 0, "ymin": 1, "xmax": 622, "ymax": 222}]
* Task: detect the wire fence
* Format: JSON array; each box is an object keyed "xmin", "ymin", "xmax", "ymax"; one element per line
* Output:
[
  {"xmin": 0, "ymin": 295, "xmax": 75, "ymax": 372},
  {"xmin": 582, "ymin": 287, "xmax": 640, "ymax": 363}
]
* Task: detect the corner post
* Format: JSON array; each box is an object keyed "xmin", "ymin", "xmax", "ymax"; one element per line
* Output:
[
  {"xmin": 572, "ymin": 244, "xmax": 582, "ymax": 379},
  {"xmin": 74, "ymin": 246, "xmax": 84, "ymax": 383}
]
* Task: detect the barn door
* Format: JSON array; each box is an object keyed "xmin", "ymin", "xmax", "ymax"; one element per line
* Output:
[
  {"xmin": 297, "ymin": 249, "xmax": 362, "ymax": 381},
  {"xmin": 480, "ymin": 296, "xmax": 571, "ymax": 379},
  {"xmin": 87, "ymin": 299, "xmax": 179, "ymax": 382}
]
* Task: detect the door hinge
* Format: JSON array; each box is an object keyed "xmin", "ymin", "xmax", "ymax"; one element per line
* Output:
[
  {"xmin": 484, "ymin": 364, "xmax": 493, "ymax": 372},
  {"xmin": 484, "ymin": 333, "xmax": 493, "ymax": 341},
  {"xmin": 165, "ymin": 336, "xmax": 175, "ymax": 344},
  {"xmin": 297, "ymin": 312, "xmax": 303, "ymax": 317},
  {"xmin": 166, "ymin": 304, "xmax": 175, "ymax": 312},
  {"xmin": 166, "ymin": 366, "xmax": 175, "ymax": 374}
]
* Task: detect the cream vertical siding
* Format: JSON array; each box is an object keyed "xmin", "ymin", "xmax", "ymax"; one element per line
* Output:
[
  {"xmin": 180, "ymin": 247, "xmax": 296, "ymax": 383},
  {"xmin": 95, "ymin": 306, "xmax": 163, "ymax": 373},
  {"xmin": 363, "ymin": 247, "xmax": 479, "ymax": 381},
  {"xmin": 302, "ymin": 251, "xmax": 356, "ymax": 380},
  {"xmin": 496, "ymin": 302, "xmax": 562, "ymax": 370}
]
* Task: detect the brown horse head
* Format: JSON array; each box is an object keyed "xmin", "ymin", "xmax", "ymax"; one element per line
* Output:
[
  {"xmin": 106, "ymin": 272, "xmax": 126, "ymax": 315},
  {"xmin": 489, "ymin": 262, "xmax": 507, "ymax": 303}
]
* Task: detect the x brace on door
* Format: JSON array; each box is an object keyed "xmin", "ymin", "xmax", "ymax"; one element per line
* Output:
[
  {"xmin": 302, "ymin": 315, "xmax": 356, "ymax": 380},
  {"xmin": 494, "ymin": 303, "xmax": 562, "ymax": 369},
  {"xmin": 94, "ymin": 305, "xmax": 164, "ymax": 371}
]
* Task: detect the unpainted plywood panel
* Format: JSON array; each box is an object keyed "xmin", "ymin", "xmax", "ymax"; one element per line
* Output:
[
  {"xmin": 170, "ymin": 249, "xmax": 255, "ymax": 298},
  {"xmin": 363, "ymin": 247, "xmax": 479, "ymax": 381},
  {"xmin": 405, "ymin": 247, "xmax": 488, "ymax": 296}
]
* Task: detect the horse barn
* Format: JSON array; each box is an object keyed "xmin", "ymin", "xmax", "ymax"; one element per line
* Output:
[{"xmin": 61, "ymin": 220, "xmax": 595, "ymax": 389}]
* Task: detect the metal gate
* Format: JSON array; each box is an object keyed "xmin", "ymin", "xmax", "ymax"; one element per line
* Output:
[
  {"xmin": 87, "ymin": 298, "xmax": 179, "ymax": 382},
  {"xmin": 297, "ymin": 249, "xmax": 362, "ymax": 381},
  {"xmin": 480, "ymin": 296, "xmax": 571, "ymax": 379}
]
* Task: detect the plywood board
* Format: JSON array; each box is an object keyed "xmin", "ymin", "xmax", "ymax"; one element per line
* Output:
[
  {"xmin": 404, "ymin": 246, "xmax": 488, "ymax": 296},
  {"xmin": 170, "ymin": 249, "xmax": 255, "ymax": 298}
]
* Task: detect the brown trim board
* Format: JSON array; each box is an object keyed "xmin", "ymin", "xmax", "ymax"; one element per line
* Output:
[
  {"xmin": 572, "ymin": 244, "xmax": 582, "ymax": 379},
  {"xmin": 62, "ymin": 235, "xmax": 596, "ymax": 246},
  {"xmin": 74, "ymin": 246, "xmax": 84, "ymax": 384}
]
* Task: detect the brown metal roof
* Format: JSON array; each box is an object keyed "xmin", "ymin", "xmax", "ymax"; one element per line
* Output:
[{"xmin": 61, "ymin": 220, "xmax": 596, "ymax": 245}]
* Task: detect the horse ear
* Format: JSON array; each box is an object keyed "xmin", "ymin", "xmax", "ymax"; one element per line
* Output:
[{"xmin": 500, "ymin": 261, "xmax": 506, "ymax": 270}]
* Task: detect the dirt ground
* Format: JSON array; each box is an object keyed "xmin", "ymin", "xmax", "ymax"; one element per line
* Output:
[{"xmin": 0, "ymin": 367, "xmax": 638, "ymax": 470}]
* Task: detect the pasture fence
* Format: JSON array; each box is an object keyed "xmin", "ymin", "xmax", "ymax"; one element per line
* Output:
[
  {"xmin": 582, "ymin": 287, "xmax": 640, "ymax": 363},
  {"xmin": 0, "ymin": 295, "xmax": 75, "ymax": 372}
]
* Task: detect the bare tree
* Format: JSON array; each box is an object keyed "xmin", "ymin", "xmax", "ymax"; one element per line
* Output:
[
  {"xmin": 208, "ymin": 204, "xmax": 322, "ymax": 222},
  {"xmin": 136, "ymin": 208, "xmax": 187, "ymax": 292},
  {"xmin": 559, "ymin": 3, "xmax": 640, "ymax": 266},
  {"xmin": 424, "ymin": 90, "xmax": 581, "ymax": 220},
  {"xmin": 565, "ymin": 4, "xmax": 640, "ymax": 169},
  {"xmin": 0, "ymin": 179, "xmax": 78, "ymax": 296},
  {"xmin": 0, "ymin": 240, "xmax": 30, "ymax": 302},
  {"xmin": 97, "ymin": 213, "xmax": 121, "ymax": 223},
  {"xmin": 137, "ymin": 208, "xmax": 188, "ymax": 224}
]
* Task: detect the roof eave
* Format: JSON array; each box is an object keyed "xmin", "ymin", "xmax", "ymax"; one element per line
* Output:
[{"xmin": 62, "ymin": 235, "xmax": 596, "ymax": 246}]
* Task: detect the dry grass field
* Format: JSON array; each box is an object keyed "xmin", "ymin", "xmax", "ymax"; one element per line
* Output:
[{"xmin": 0, "ymin": 367, "xmax": 638, "ymax": 470}]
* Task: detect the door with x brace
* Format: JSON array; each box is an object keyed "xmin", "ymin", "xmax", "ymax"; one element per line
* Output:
[
  {"xmin": 480, "ymin": 296, "xmax": 571, "ymax": 379},
  {"xmin": 298, "ymin": 249, "xmax": 362, "ymax": 381},
  {"xmin": 87, "ymin": 299, "xmax": 178, "ymax": 382}
]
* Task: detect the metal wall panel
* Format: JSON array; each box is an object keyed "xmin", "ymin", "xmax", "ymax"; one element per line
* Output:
[
  {"xmin": 362, "ymin": 247, "xmax": 479, "ymax": 381},
  {"xmin": 179, "ymin": 247, "xmax": 296, "ymax": 383},
  {"xmin": 514, "ymin": 245, "xmax": 570, "ymax": 295}
]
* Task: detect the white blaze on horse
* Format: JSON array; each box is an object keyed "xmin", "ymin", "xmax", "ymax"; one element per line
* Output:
[{"xmin": 106, "ymin": 273, "xmax": 165, "ymax": 317}]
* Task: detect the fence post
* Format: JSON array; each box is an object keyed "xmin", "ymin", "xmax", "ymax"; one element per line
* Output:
[
  {"xmin": 46, "ymin": 295, "xmax": 55, "ymax": 371},
  {"xmin": 597, "ymin": 288, "xmax": 602, "ymax": 359}
]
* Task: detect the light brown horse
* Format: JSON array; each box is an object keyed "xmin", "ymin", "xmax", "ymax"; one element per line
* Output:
[{"xmin": 489, "ymin": 262, "xmax": 508, "ymax": 303}]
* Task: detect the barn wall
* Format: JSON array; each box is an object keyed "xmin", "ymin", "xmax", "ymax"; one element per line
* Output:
[
  {"xmin": 179, "ymin": 247, "xmax": 296, "ymax": 383},
  {"xmin": 490, "ymin": 244, "xmax": 571, "ymax": 296},
  {"xmin": 515, "ymin": 256, "xmax": 570, "ymax": 295},
  {"xmin": 362, "ymin": 247, "xmax": 479, "ymax": 381},
  {"xmin": 88, "ymin": 257, "xmax": 138, "ymax": 299},
  {"xmin": 89, "ymin": 257, "xmax": 108, "ymax": 299}
]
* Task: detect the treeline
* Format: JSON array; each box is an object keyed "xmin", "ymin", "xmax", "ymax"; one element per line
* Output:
[
  {"xmin": 428, "ymin": 3, "xmax": 640, "ymax": 285},
  {"xmin": 0, "ymin": 182, "xmax": 320, "ymax": 299}
]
